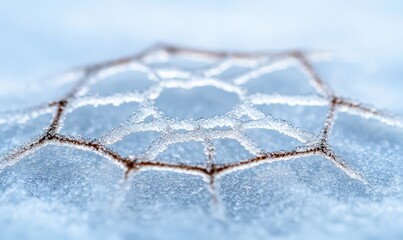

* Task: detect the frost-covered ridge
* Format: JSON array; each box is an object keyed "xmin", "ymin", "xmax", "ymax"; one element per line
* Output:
[{"xmin": 1, "ymin": 44, "xmax": 402, "ymax": 203}]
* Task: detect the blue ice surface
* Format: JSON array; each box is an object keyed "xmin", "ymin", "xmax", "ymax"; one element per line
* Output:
[
  {"xmin": 0, "ymin": 53, "xmax": 402, "ymax": 240},
  {"xmin": 1, "ymin": 1, "xmax": 403, "ymax": 240}
]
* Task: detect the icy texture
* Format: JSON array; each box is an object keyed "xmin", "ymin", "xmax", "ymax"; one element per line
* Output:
[{"xmin": 0, "ymin": 45, "xmax": 403, "ymax": 240}]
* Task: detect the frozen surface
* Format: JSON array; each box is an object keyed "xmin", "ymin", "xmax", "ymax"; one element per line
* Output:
[{"xmin": 0, "ymin": 45, "xmax": 402, "ymax": 240}]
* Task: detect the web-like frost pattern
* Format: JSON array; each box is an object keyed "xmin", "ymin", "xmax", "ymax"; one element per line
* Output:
[{"xmin": 1, "ymin": 44, "xmax": 402, "ymax": 203}]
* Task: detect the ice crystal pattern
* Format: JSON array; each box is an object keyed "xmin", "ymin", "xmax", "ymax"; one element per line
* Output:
[{"xmin": 1, "ymin": 44, "xmax": 402, "ymax": 203}]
